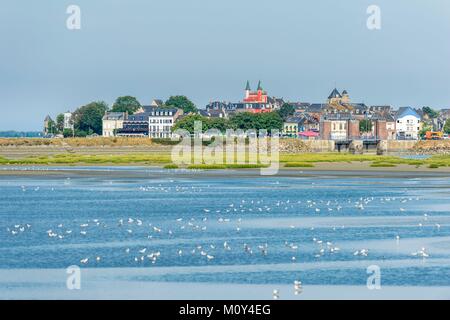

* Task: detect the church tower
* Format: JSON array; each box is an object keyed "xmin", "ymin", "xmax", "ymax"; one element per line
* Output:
[{"xmin": 245, "ymin": 80, "xmax": 251, "ymax": 99}]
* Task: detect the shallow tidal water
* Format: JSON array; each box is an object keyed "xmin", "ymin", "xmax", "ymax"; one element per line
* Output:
[{"xmin": 1, "ymin": 166, "xmax": 450, "ymax": 298}]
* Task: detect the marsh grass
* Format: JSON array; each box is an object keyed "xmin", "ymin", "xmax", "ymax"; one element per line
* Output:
[
  {"xmin": 163, "ymin": 164, "xmax": 179, "ymax": 169},
  {"xmin": 284, "ymin": 162, "xmax": 315, "ymax": 168},
  {"xmin": 187, "ymin": 164, "xmax": 269, "ymax": 170},
  {"xmin": 370, "ymin": 163, "xmax": 397, "ymax": 168},
  {"xmin": 0, "ymin": 151, "xmax": 449, "ymax": 169}
]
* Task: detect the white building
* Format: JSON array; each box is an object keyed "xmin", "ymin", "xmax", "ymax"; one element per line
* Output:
[
  {"xmin": 148, "ymin": 107, "xmax": 183, "ymax": 138},
  {"xmin": 395, "ymin": 107, "xmax": 422, "ymax": 140},
  {"xmin": 63, "ymin": 112, "xmax": 73, "ymax": 130},
  {"xmin": 102, "ymin": 112, "xmax": 127, "ymax": 137}
]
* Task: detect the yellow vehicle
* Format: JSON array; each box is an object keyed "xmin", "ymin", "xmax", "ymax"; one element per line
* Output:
[{"xmin": 425, "ymin": 131, "xmax": 443, "ymax": 140}]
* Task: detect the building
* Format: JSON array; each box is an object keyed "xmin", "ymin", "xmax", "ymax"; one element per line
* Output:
[
  {"xmin": 395, "ymin": 107, "xmax": 422, "ymax": 140},
  {"xmin": 238, "ymin": 81, "xmax": 283, "ymax": 113},
  {"xmin": 283, "ymin": 117, "xmax": 302, "ymax": 137},
  {"xmin": 199, "ymin": 109, "xmax": 227, "ymax": 118},
  {"xmin": 116, "ymin": 111, "xmax": 150, "ymax": 137},
  {"xmin": 283, "ymin": 114, "xmax": 319, "ymax": 138},
  {"xmin": 320, "ymin": 113, "xmax": 360, "ymax": 141},
  {"xmin": 244, "ymin": 80, "xmax": 268, "ymax": 104},
  {"xmin": 367, "ymin": 113, "xmax": 396, "ymax": 140},
  {"xmin": 102, "ymin": 112, "xmax": 127, "ymax": 137},
  {"xmin": 328, "ymin": 88, "xmax": 350, "ymax": 105},
  {"xmin": 148, "ymin": 107, "xmax": 183, "ymax": 138},
  {"xmin": 43, "ymin": 115, "xmax": 54, "ymax": 135},
  {"xmin": 63, "ymin": 112, "xmax": 73, "ymax": 130}
]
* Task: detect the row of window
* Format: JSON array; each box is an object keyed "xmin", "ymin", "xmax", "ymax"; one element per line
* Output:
[
  {"xmin": 150, "ymin": 119, "xmax": 173, "ymax": 124},
  {"xmin": 150, "ymin": 126, "xmax": 172, "ymax": 132}
]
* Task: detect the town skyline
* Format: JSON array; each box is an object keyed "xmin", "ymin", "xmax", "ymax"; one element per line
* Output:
[{"xmin": 1, "ymin": 0, "xmax": 450, "ymax": 131}]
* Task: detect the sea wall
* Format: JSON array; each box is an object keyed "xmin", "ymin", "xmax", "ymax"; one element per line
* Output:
[
  {"xmin": 279, "ymin": 139, "xmax": 335, "ymax": 153},
  {"xmin": 386, "ymin": 140, "xmax": 418, "ymax": 153}
]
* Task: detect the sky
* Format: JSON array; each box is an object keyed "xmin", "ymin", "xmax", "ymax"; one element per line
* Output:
[{"xmin": 0, "ymin": 0, "xmax": 449, "ymax": 131}]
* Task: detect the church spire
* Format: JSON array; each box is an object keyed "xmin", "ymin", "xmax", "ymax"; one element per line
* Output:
[
  {"xmin": 257, "ymin": 80, "xmax": 263, "ymax": 91},
  {"xmin": 245, "ymin": 80, "xmax": 251, "ymax": 91}
]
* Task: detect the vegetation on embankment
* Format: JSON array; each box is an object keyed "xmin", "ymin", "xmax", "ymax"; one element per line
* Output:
[
  {"xmin": 0, "ymin": 153, "xmax": 171, "ymax": 165},
  {"xmin": 0, "ymin": 137, "xmax": 177, "ymax": 147}
]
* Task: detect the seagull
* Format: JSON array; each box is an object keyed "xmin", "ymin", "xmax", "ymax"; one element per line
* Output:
[
  {"xmin": 273, "ymin": 289, "xmax": 279, "ymax": 300},
  {"xmin": 412, "ymin": 247, "xmax": 429, "ymax": 258}
]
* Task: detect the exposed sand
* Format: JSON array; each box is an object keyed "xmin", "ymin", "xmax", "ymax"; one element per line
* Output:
[
  {"xmin": 1, "ymin": 163, "xmax": 450, "ymax": 179},
  {"xmin": 0, "ymin": 268, "xmax": 449, "ymax": 300}
]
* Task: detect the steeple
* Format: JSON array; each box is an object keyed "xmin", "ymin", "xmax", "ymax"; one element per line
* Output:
[
  {"xmin": 245, "ymin": 80, "xmax": 251, "ymax": 91},
  {"xmin": 257, "ymin": 80, "xmax": 263, "ymax": 91},
  {"xmin": 328, "ymin": 88, "xmax": 341, "ymax": 99}
]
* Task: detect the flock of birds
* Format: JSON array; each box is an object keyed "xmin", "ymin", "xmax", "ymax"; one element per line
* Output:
[
  {"xmin": 5, "ymin": 188, "xmax": 442, "ymax": 271},
  {"xmin": 3, "ymin": 179, "xmax": 448, "ymax": 299}
]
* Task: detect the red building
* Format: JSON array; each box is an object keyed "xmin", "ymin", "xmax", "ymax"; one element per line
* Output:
[
  {"xmin": 240, "ymin": 81, "xmax": 274, "ymax": 113},
  {"xmin": 244, "ymin": 80, "xmax": 268, "ymax": 104}
]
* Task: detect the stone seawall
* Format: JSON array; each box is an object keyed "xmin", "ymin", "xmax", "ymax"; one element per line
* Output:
[
  {"xmin": 279, "ymin": 140, "xmax": 335, "ymax": 153},
  {"xmin": 386, "ymin": 140, "xmax": 419, "ymax": 153}
]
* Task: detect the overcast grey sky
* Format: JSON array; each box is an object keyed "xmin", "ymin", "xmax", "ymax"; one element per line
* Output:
[{"xmin": 1, "ymin": 0, "xmax": 449, "ymax": 130}]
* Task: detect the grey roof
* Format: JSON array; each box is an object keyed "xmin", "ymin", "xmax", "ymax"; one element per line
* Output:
[
  {"xmin": 369, "ymin": 105, "xmax": 392, "ymax": 113},
  {"xmin": 103, "ymin": 112, "xmax": 126, "ymax": 121},
  {"xmin": 140, "ymin": 106, "xmax": 179, "ymax": 116},
  {"xmin": 199, "ymin": 109, "xmax": 226, "ymax": 118},
  {"xmin": 322, "ymin": 113, "xmax": 354, "ymax": 121},
  {"xmin": 328, "ymin": 88, "xmax": 342, "ymax": 99},
  {"xmin": 289, "ymin": 102, "xmax": 311, "ymax": 109},
  {"xmin": 127, "ymin": 111, "xmax": 151, "ymax": 122},
  {"xmin": 370, "ymin": 112, "xmax": 395, "ymax": 122},
  {"xmin": 206, "ymin": 101, "xmax": 235, "ymax": 110},
  {"xmin": 285, "ymin": 114, "xmax": 319, "ymax": 125},
  {"xmin": 396, "ymin": 107, "xmax": 421, "ymax": 119},
  {"xmin": 151, "ymin": 99, "xmax": 164, "ymax": 107},
  {"xmin": 285, "ymin": 116, "xmax": 305, "ymax": 124},
  {"xmin": 307, "ymin": 104, "xmax": 327, "ymax": 113}
]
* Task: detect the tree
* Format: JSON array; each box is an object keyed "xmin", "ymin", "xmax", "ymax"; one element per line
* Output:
[
  {"xmin": 422, "ymin": 106, "xmax": 439, "ymax": 119},
  {"xmin": 56, "ymin": 114, "xmax": 65, "ymax": 133},
  {"xmin": 229, "ymin": 112, "xmax": 283, "ymax": 133},
  {"xmin": 207, "ymin": 118, "xmax": 229, "ymax": 133},
  {"xmin": 46, "ymin": 119, "xmax": 57, "ymax": 135},
  {"xmin": 229, "ymin": 112, "xmax": 257, "ymax": 131},
  {"xmin": 63, "ymin": 128, "xmax": 74, "ymax": 138},
  {"xmin": 72, "ymin": 101, "xmax": 109, "ymax": 136},
  {"xmin": 256, "ymin": 112, "xmax": 284, "ymax": 132},
  {"xmin": 419, "ymin": 124, "xmax": 433, "ymax": 139},
  {"xmin": 173, "ymin": 114, "xmax": 208, "ymax": 133},
  {"xmin": 359, "ymin": 119, "xmax": 373, "ymax": 133},
  {"xmin": 277, "ymin": 103, "xmax": 295, "ymax": 120},
  {"xmin": 444, "ymin": 119, "xmax": 450, "ymax": 134},
  {"xmin": 165, "ymin": 96, "xmax": 197, "ymax": 114},
  {"xmin": 111, "ymin": 96, "xmax": 141, "ymax": 115}
]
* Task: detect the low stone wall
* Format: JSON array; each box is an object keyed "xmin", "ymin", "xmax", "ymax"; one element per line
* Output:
[
  {"xmin": 279, "ymin": 139, "xmax": 334, "ymax": 153},
  {"xmin": 386, "ymin": 140, "xmax": 418, "ymax": 153},
  {"xmin": 412, "ymin": 140, "xmax": 450, "ymax": 154}
]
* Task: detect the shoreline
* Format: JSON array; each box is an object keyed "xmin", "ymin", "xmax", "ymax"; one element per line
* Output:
[
  {"xmin": 0, "ymin": 268, "xmax": 449, "ymax": 300},
  {"xmin": 1, "ymin": 163, "xmax": 450, "ymax": 178}
]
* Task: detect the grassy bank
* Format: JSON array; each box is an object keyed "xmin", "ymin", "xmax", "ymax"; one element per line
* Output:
[
  {"xmin": 0, "ymin": 137, "xmax": 176, "ymax": 147},
  {"xmin": 0, "ymin": 152, "xmax": 449, "ymax": 169}
]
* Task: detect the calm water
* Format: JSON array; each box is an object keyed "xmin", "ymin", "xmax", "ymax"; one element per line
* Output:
[{"xmin": 1, "ymin": 167, "xmax": 450, "ymax": 288}]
